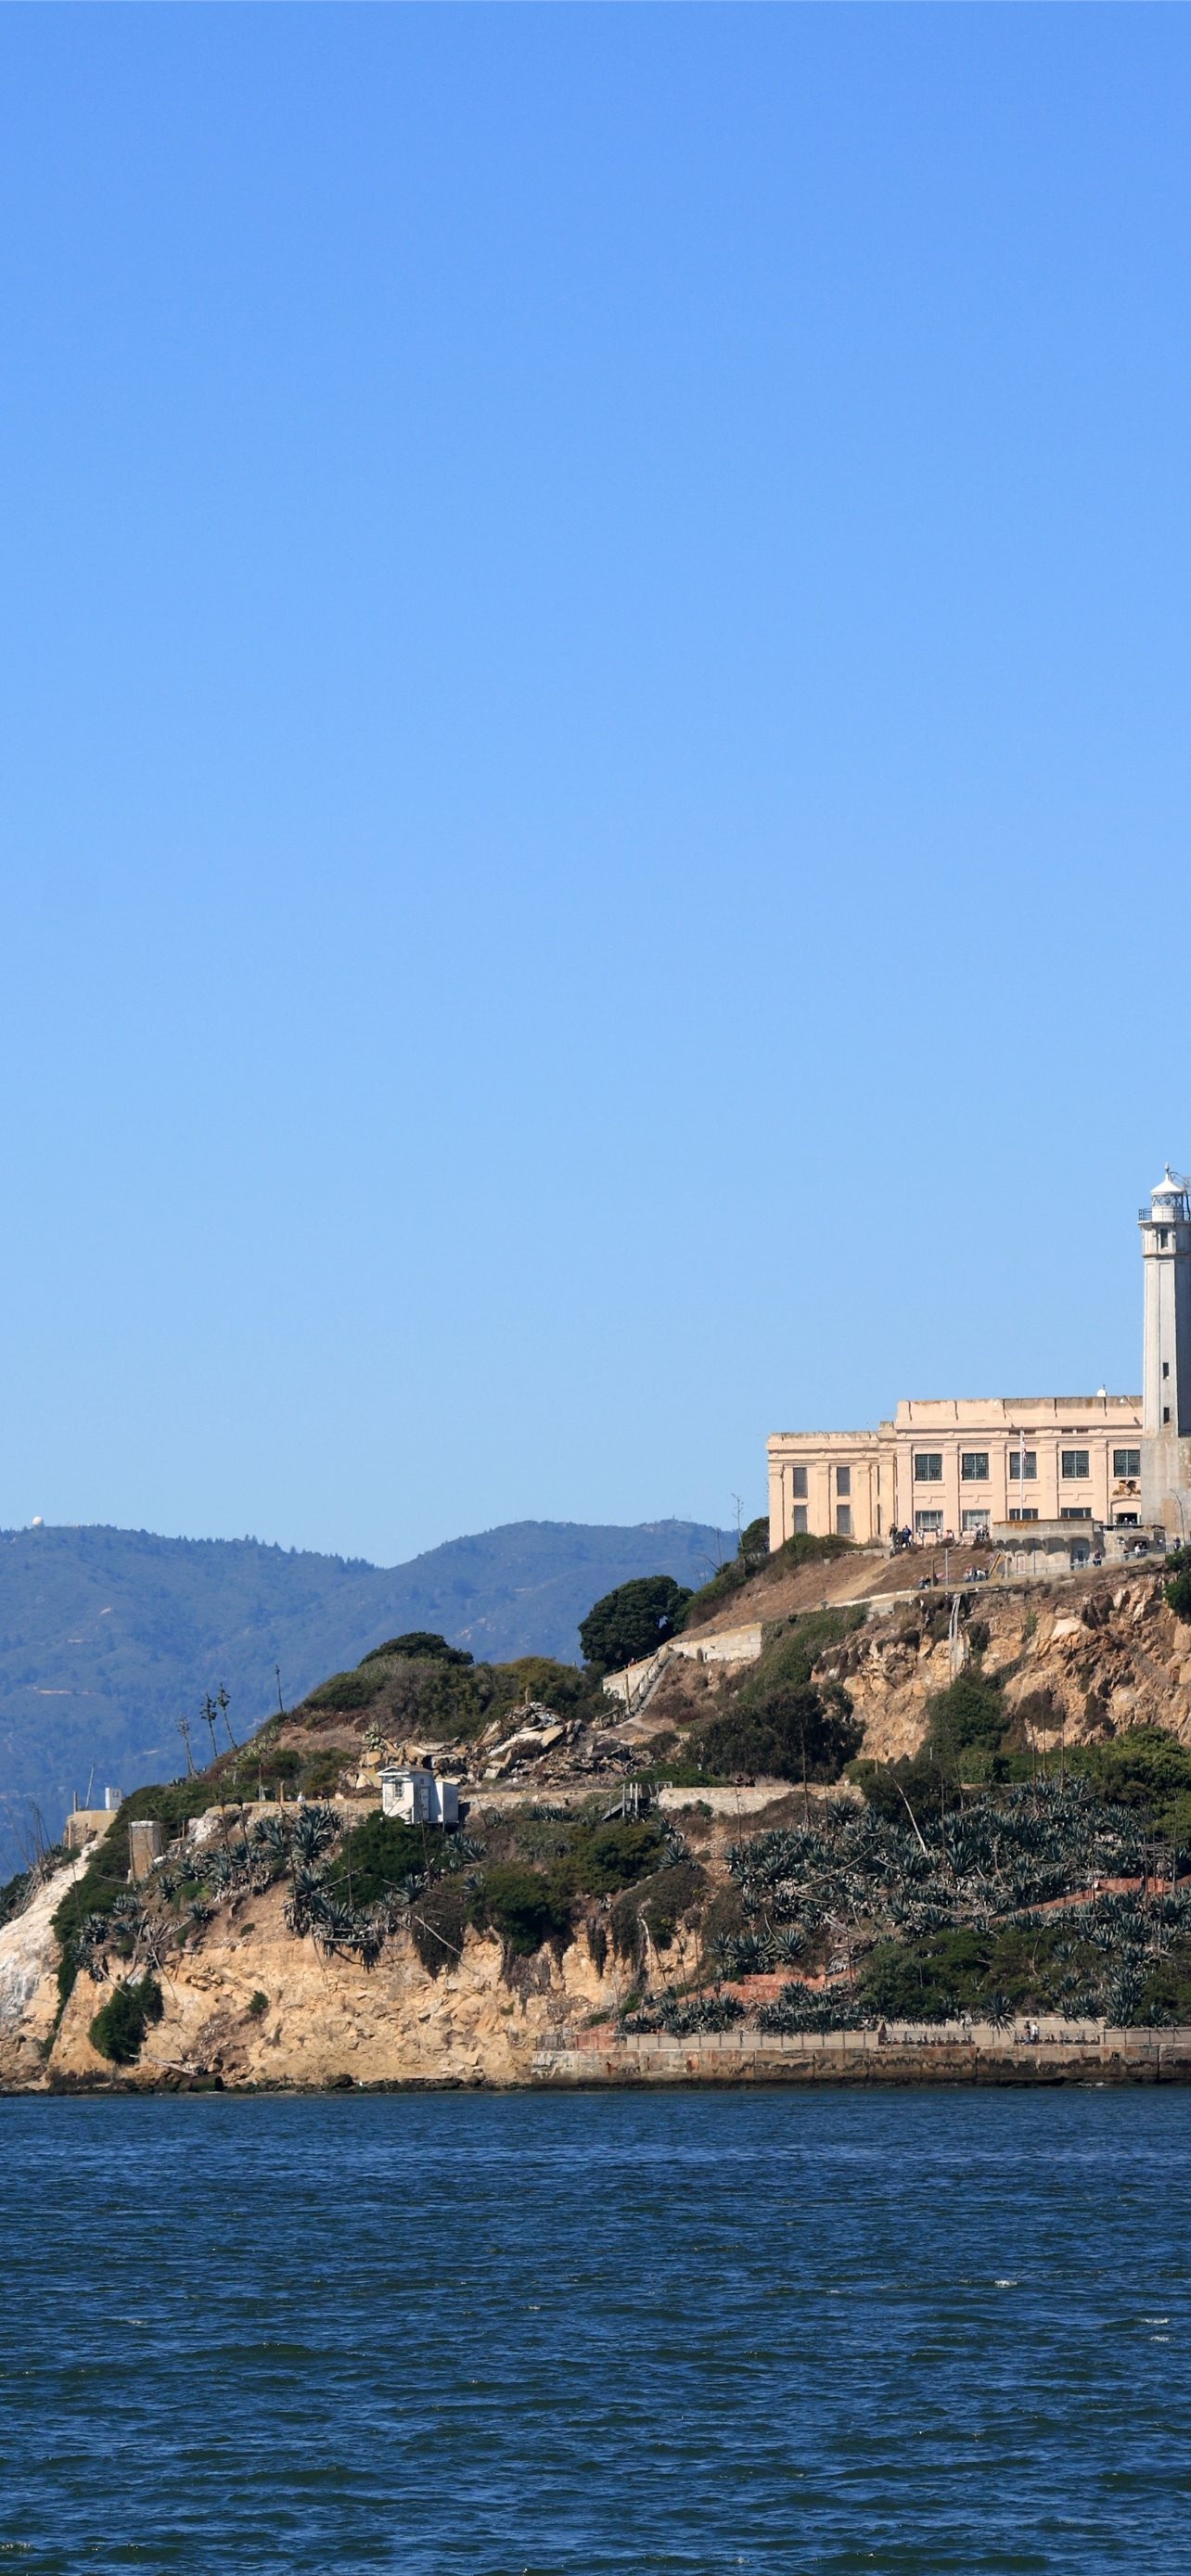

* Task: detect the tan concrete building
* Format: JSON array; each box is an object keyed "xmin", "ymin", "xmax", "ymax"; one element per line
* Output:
[
  {"xmin": 763, "ymin": 1168, "xmax": 1191, "ymax": 1550},
  {"xmin": 768, "ymin": 1395, "xmax": 1145, "ymax": 1549}
]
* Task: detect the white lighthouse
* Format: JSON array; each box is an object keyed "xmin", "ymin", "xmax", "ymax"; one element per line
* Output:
[{"xmin": 1140, "ymin": 1166, "xmax": 1191, "ymax": 1534}]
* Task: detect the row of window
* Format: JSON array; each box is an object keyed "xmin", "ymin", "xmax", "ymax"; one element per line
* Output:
[
  {"xmin": 914, "ymin": 1447, "xmax": 1140, "ymax": 1483},
  {"xmin": 792, "ymin": 1447, "xmax": 1142, "ymax": 1499},
  {"xmin": 912, "ymin": 1504, "xmax": 1097, "ymax": 1536}
]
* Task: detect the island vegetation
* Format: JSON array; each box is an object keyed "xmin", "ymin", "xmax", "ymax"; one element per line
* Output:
[{"xmin": 16, "ymin": 1546, "xmax": 1191, "ymax": 2073}]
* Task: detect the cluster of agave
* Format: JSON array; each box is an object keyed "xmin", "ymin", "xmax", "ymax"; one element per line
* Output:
[
  {"xmin": 284, "ymin": 1868, "xmax": 391, "ymax": 1967},
  {"xmin": 727, "ymin": 1782, "xmax": 1174, "ymax": 1948},
  {"xmin": 70, "ymin": 1890, "xmax": 167, "ymax": 1982},
  {"xmin": 722, "ymin": 1783, "xmax": 1191, "ymax": 2033},
  {"xmin": 1008, "ymin": 1886, "xmax": 1191, "ymax": 2027},
  {"xmin": 708, "ymin": 1922, "xmax": 807, "ymax": 1979},
  {"xmin": 621, "ymin": 1988, "xmax": 746, "ymax": 2037},
  {"xmin": 282, "ymin": 1815, "xmax": 484, "ymax": 1965},
  {"xmin": 203, "ymin": 1803, "xmax": 339, "ymax": 1900},
  {"xmin": 759, "ymin": 1986, "xmax": 866, "ymax": 2036}
]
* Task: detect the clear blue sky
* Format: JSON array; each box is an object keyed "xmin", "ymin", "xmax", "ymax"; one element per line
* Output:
[{"xmin": 2, "ymin": 6, "xmax": 1189, "ymax": 1566}]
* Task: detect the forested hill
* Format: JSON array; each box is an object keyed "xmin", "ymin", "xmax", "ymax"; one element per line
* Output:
[{"xmin": 0, "ymin": 1517, "xmax": 725, "ymax": 1867}]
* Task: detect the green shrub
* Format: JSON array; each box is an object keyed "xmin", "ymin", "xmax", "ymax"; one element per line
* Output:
[
  {"xmin": 324, "ymin": 1812, "xmax": 441, "ymax": 1909},
  {"xmin": 300, "ymin": 1750, "xmax": 348, "ymax": 1799},
  {"xmin": 246, "ymin": 1990, "xmax": 269, "ymax": 2019},
  {"xmin": 1069, "ymin": 1727, "xmax": 1191, "ymax": 1833},
  {"xmin": 610, "ymin": 1866, "xmax": 704, "ymax": 1964},
  {"xmin": 738, "ymin": 1608, "xmax": 865, "ymax": 1700},
  {"xmin": 409, "ymin": 1879, "xmax": 467, "ymax": 1976},
  {"xmin": 1167, "ymin": 1564, "xmax": 1191, "ymax": 1622},
  {"xmin": 302, "ymin": 1669, "xmax": 383, "ymax": 1713},
  {"xmin": 852, "ymin": 1753, "xmax": 959, "ymax": 1827},
  {"xmin": 925, "ymin": 1674, "xmax": 1006, "ymax": 1766},
  {"xmin": 634, "ymin": 1859, "xmax": 704, "ymax": 1950},
  {"xmin": 478, "ymin": 1865, "xmax": 571, "ymax": 1955},
  {"xmin": 572, "ymin": 1820, "xmax": 664, "ymax": 1894},
  {"xmin": 88, "ymin": 1974, "xmax": 163, "ymax": 2066}
]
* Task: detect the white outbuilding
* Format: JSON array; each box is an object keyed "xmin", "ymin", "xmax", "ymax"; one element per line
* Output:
[{"xmin": 379, "ymin": 1766, "xmax": 459, "ymax": 1828}]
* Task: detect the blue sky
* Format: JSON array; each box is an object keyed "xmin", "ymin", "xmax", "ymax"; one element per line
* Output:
[{"xmin": 2, "ymin": 6, "xmax": 1189, "ymax": 1565}]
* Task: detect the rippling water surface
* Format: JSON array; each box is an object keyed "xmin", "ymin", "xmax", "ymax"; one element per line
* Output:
[{"xmin": 2, "ymin": 2088, "xmax": 1190, "ymax": 2570}]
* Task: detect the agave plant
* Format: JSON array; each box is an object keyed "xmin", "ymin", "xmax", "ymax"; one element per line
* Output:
[
  {"xmin": 980, "ymin": 1993, "xmax": 1015, "ymax": 2030},
  {"xmin": 348, "ymin": 1913, "xmax": 388, "ymax": 1968},
  {"xmin": 72, "ymin": 1911, "xmax": 113, "ymax": 1979},
  {"xmin": 289, "ymin": 1804, "xmax": 339, "ymax": 1864},
  {"xmin": 250, "ymin": 1816, "xmax": 288, "ymax": 1859}
]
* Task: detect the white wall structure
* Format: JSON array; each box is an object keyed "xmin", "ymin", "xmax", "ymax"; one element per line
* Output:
[
  {"xmin": 379, "ymin": 1766, "xmax": 459, "ymax": 1828},
  {"xmin": 1140, "ymin": 1167, "xmax": 1191, "ymax": 1536}
]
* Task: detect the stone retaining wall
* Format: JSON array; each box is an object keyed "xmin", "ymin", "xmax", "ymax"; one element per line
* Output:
[{"xmin": 528, "ymin": 2026, "xmax": 1191, "ymax": 2085}]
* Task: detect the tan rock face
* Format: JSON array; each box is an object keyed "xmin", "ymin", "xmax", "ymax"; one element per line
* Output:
[
  {"xmin": 843, "ymin": 1574, "xmax": 1191, "ymax": 1764},
  {"xmin": 42, "ymin": 1873, "xmax": 633, "ymax": 2092}
]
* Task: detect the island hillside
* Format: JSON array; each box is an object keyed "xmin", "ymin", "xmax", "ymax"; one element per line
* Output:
[
  {"xmin": 0, "ymin": 1515, "xmax": 726, "ymax": 1877},
  {"xmin": 8, "ymin": 1533, "xmax": 1191, "ymax": 2088}
]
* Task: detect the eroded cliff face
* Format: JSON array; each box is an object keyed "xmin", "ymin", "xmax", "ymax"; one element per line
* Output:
[
  {"xmin": 836, "ymin": 1573, "xmax": 1191, "ymax": 1765},
  {"xmin": 0, "ymin": 1858, "xmax": 73, "ymax": 2087},
  {"xmin": 38, "ymin": 1874, "xmax": 698, "ymax": 2091}
]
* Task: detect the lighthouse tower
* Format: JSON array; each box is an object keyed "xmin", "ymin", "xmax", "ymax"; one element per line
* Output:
[{"xmin": 1140, "ymin": 1166, "xmax": 1191, "ymax": 1534}]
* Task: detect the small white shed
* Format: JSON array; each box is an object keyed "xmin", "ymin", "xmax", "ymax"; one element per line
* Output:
[{"xmin": 379, "ymin": 1766, "xmax": 459, "ymax": 1828}]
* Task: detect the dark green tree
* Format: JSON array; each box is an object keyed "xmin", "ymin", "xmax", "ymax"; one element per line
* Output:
[
  {"xmin": 697, "ymin": 1678, "xmax": 862, "ymax": 1785},
  {"xmin": 579, "ymin": 1576, "xmax": 693, "ymax": 1673},
  {"xmin": 360, "ymin": 1632, "xmax": 474, "ymax": 1666}
]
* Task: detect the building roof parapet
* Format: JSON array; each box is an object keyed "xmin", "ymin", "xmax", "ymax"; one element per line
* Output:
[
  {"xmin": 895, "ymin": 1395, "xmax": 1141, "ymax": 1424},
  {"xmin": 767, "ymin": 1428, "xmax": 886, "ymax": 1447}
]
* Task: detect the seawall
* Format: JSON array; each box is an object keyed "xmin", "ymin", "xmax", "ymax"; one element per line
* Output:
[{"xmin": 527, "ymin": 2026, "xmax": 1191, "ymax": 2087}]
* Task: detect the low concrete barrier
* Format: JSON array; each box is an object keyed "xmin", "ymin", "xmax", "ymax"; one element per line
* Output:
[{"xmin": 528, "ymin": 2025, "xmax": 1191, "ymax": 2086}]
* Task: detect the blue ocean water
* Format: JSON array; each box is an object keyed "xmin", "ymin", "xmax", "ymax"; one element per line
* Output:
[{"xmin": 1, "ymin": 2088, "xmax": 1189, "ymax": 2572}]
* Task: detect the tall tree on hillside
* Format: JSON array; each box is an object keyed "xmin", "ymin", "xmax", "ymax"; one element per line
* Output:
[{"xmin": 579, "ymin": 1577, "xmax": 693, "ymax": 1674}]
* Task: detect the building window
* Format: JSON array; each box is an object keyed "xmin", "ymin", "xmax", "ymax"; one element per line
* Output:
[
  {"xmin": 792, "ymin": 1465, "xmax": 808, "ymax": 1498},
  {"xmin": 960, "ymin": 1452, "xmax": 989, "ymax": 1482},
  {"xmin": 915, "ymin": 1510, "xmax": 943, "ymax": 1535},
  {"xmin": 792, "ymin": 1506, "xmax": 808, "ymax": 1534},
  {"xmin": 1114, "ymin": 1513, "xmax": 1139, "ymax": 1528},
  {"xmin": 962, "ymin": 1509, "xmax": 990, "ymax": 1535},
  {"xmin": 836, "ymin": 1465, "xmax": 852, "ymax": 1498},
  {"xmin": 1007, "ymin": 1450, "xmax": 1037, "ymax": 1481},
  {"xmin": 1164, "ymin": 1361, "xmax": 1171, "ymax": 1378},
  {"xmin": 1060, "ymin": 1508, "xmax": 1093, "ymax": 1522},
  {"xmin": 1009, "ymin": 1508, "xmax": 1039, "ymax": 1523},
  {"xmin": 836, "ymin": 1505, "xmax": 852, "ymax": 1537},
  {"xmin": 1113, "ymin": 1448, "xmax": 1142, "ymax": 1479},
  {"xmin": 1060, "ymin": 1450, "xmax": 1090, "ymax": 1480},
  {"xmin": 1164, "ymin": 1407, "xmax": 1172, "ymax": 1424},
  {"xmin": 914, "ymin": 1453, "xmax": 943, "ymax": 1483}
]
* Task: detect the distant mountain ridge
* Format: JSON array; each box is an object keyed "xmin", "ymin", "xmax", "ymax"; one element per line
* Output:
[{"xmin": 0, "ymin": 1516, "xmax": 726, "ymax": 1870}]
